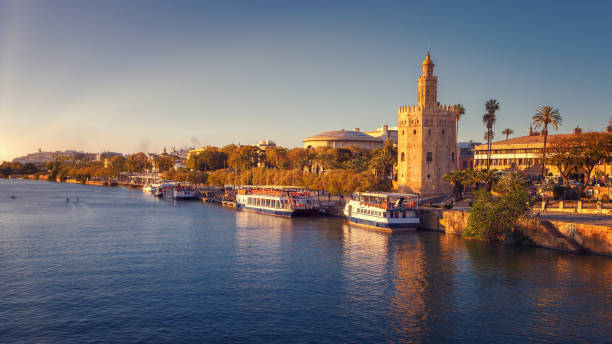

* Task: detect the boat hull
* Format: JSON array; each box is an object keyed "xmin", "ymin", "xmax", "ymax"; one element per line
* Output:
[
  {"xmin": 236, "ymin": 204, "xmax": 293, "ymax": 217},
  {"xmin": 346, "ymin": 216, "xmax": 418, "ymax": 231}
]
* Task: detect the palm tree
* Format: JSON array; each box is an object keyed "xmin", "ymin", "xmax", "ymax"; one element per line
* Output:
[
  {"xmin": 532, "ymin": 106, "xmax": 562, "ymax": 180},
  {"xmin": 502, "ymin": 128, "xmax": 513, "ymax": 141},
  {"xmin": 442, "ymin": 169, "xmax": 467, "ymax": 200},
  {"xmin": 483, "ymin": 99, "xmax": 500, "ymax": 170},
  {"xmin": 454, "ymin": 104, "xmax": 465, "ymax": 136}
]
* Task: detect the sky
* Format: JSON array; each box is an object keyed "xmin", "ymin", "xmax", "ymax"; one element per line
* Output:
[{"xmin": 1, "ymin": 0, "xmax": 611, "ymax": 161}]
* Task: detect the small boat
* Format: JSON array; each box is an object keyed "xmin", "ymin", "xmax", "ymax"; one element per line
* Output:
[
  {"xmin": 235, "ymin": 186, "xmax": 321, "ymax": 217},
  {"xmin": 142, "ymin": 184, "xmax": 153, "ymax": 193},
  {"xmin": 343, "ymin": 192, "xmax": 420, "ymax": 231}
]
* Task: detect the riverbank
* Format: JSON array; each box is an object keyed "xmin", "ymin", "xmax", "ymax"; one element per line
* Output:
[{"xmin": 418, "ymin": 208, "xmax": 612, "ymax": 256}]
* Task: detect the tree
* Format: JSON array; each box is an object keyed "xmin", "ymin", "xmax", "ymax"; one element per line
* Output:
[
  {"xmin": 125, "ymin": 153, "xmax": 150, "ymax": 173},
  {"xmin": 155, "ymin": 155, "xmax": 175, "ymax": 172},
  {"xmin": 575, "ymin": 132, "xmax": 610, "ymax": 185},
  {"xmin": 369, "ymin": 140, "xmax": 397, "ymax": 178},
  {"xmin": 464, "ymin": 176, "xmax": 531, "ymax": 241},
  {"xmin": 483, "ymin": 130, "xmax": 495, "ymax": 142},
  {"xmin": 548, "ymin": 137, "xmax": 577, "ymax": 185},
  {"xmin": 287, "ymin": 148, "xmax": 311, "ymax": 171},
  {"xmin": 109, "ymin": 155, "xmax": 126, "ymax": 175},
  {"xmin": 454, "ymin": 104, "xmax": 466, "ymax": 137},
  {"xmin": 483, "ymin": 99, "xmax": 499, "ymax": 170},
  {"xmin": 532, "ymin": 106, "xmax": 562, "ymax": 180},
  {"xmin": 502, "ymin": 128, "xmax": 513, "ymax": 141},
  {"xmin": 265, "ymin": 147, "xmax": 290, "ymax": 169},
  {"xmin": 228, "ymin": 146, "xmax": 260, "ymax": 170},
  {"xmin": 442, "ymin": 169, "xmax": 467, "ymax": 200}
]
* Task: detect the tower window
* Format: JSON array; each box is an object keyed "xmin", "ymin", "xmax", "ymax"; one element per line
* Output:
[
  {"xmin": 426, "ymin": 152, "xmax": 432, "ymax": 162},
  {"xmin": 401, "ymin": 152, "xmax": 405, "ymax": 162},
  {"xmin": 452, "ymin": 152, "xmax": 455, "ymax": 162},
  {"xmin": 402, "ymin": 130, "xmax": 405, "ymax": 136},
  {"xmin": 442, "ymin": 129, "xmax": 445, "ymax": 134},
  {"xmin": 413, "ymin": 130, "xmax": 416, "ymax": 134},
  {"xmin": 428, "ymin": 129, "xmax": 431, "ymax": 135},
  {"xmin": 427, "ymin": 174, "xmax": 431, "ymax": 179}
]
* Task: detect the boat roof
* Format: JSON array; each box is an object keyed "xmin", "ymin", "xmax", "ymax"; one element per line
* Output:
[
  {"xmin": 356, "ymin": 192, "xmax": 419, "ymax": 198},
  {"xmin": 240, "ymin": 185, "xmax": 311, "ymax": 191}
]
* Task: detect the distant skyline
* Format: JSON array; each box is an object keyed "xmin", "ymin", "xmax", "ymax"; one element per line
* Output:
[{"xmin": 1, "ymin": 0, "xmax": 611, "ymax": 161}]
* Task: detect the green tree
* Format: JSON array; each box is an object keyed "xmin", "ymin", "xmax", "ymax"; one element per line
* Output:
[
  {"xmin": 126, "ymin": 152, "xmax": 151, "ymax": 173},
  {"xmin": 575, "ymin": 132, "xmax": 610, "ymax": 185},
  {"xmin": 442, "ymin": 169, "xmax": 467, "ymax": 200},
  {"xmin": 502, "ymin": 128, "xmax": 513, "ymax": 141},
  {"xmin": 155, "ymin": 155, "xmax": 175, "ymax": 172},
  {"xmin": 464, "ymin": 177, "xmax": 531, "ymax": 241},
  {"xmin": 265, "ymin": 147, "xmax": 290, "ymax": 169},
  {"xmin": 369, "ymin": 140, "xmax": 397, "ymax": 178},
  {"xmin": 228, "ymin": 146, "xmax": 260, "ymax": 170},
  {"xmin": 532, "ymin": 106, "xmax": 562, "ymax": 180},
  {"xmin": 483, "ymin": 99, "xmax": 499, "ymax": 170},
  {"xmin": 548, "ymin": 136, "xmax": 577, "ymax": 185}
]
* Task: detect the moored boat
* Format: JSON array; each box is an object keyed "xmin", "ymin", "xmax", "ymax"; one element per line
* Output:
[
  {"xmin": 235, "ymin": 186, "xmax": 321, "ymax": 217},
  {"xmin": 343, "ymin": 192, "xmax": 419, "ymax": 231}
]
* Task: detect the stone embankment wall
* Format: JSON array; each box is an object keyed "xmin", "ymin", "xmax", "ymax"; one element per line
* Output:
[
  {"xmin": 417, "ymin": 208, "xmax": 469, "ymax": 234},
  {"xmin": 418, "ymin": 208, "xmax": 612, "ymax": 256}
]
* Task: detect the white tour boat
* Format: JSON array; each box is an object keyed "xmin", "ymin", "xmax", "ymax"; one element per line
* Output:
[
  {"xmin": 343, "ymin": 192, "xmax": 420, "ymax": 231},
  {"xmin": 235, "ymin": 186, "xmax": 321, "ymax": 217},
  {"xmin": 164, "ymin": 183, "xmax": 197, "ymax": 200},
  {"xmin": 150, "ymin": 180, "xmax": 174, "ymax": 197}
]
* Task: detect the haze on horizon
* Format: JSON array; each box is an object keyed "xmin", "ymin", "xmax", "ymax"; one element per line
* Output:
[{"xmin": 1, "ymin": 0, "xmax": 611, "ymax": 162}]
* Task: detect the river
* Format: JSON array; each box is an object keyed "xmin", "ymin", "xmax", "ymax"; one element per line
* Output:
[{"xmin": 0, "ymin": 179, "xmax": 610, "ymax": 343}]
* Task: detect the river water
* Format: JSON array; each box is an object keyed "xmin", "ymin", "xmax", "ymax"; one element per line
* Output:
[{"xmin": 0, "ymin": 179, "xmax": 611, "ymax": 343}]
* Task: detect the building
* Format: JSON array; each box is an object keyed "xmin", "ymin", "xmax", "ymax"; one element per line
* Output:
[
  {"xmin": 364, "ymin": 125, "xmax": 398, "ymax": 145},
  {"xmin": 397, "ymin": 53, "xmax": 457, "ymax": 195},
  {"xmin": 13, "ymin": 150, "xmax": 96, "ymax": 166},
  {"xmin": 458, "ymin": 141, "xmax": 480, "ymax": 170},
  {"xmin": 303, "ymin": 128, "xmax": 384, "ymax": 150},
  {"xmin": 257, "ymin": 140, "xmax": 277, "ymax": 150},
  {"xmin": 473, "ymin": 125, "xmax": 612, "ymax": 179}
]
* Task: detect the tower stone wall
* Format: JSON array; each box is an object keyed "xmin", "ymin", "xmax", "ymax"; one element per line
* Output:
[{"xmin": 397, "ymin": 53, "xmax": 457, "ymax": 196}]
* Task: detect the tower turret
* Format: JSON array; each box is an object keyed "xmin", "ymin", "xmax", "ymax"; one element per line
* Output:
[{"xmin": 417, "ymin": 52, "xmax": 438, "ymax": 108}]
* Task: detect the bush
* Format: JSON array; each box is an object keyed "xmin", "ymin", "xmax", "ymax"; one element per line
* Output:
[{"xmin": 464, "ymin": 178, "xmax": 531, "ymax": 241}]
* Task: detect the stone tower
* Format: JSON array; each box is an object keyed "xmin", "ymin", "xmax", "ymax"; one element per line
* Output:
[{"xmin": 397, "ymin": 53, "xmax": 457, "ymax": 195}]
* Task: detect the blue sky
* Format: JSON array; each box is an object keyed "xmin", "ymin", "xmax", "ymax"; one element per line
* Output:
[{"xmin": 1, "ymin": 0, "xmax": 611, "ymax": 161}]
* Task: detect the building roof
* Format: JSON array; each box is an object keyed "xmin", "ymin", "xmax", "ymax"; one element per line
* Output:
[
  {"xmin": 303, "ymin": 129, "xmax": 382, "ymax": 142},
  {"xmin": 475, "ymin": 129, "xmax": 610, "ymax": 150}
]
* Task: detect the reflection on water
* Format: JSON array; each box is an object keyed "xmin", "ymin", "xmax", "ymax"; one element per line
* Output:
[{"xmin": 0, "ymin": 180, "xmax": 611, "ymax": 343}]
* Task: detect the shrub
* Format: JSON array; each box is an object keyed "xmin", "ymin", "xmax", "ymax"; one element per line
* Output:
[{"xmin": 464, "ymin": 177, "xmax": 531, "ymax": 241}]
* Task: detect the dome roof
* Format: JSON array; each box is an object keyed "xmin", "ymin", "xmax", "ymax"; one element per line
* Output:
[{"xmin": 303, "ymin": 129, "xmax": 382, "ymax": 142}]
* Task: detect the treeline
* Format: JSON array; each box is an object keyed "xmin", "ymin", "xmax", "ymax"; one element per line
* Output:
[
  {"xmin": 2, "ymin": 141, "xmax": 397, "ymax": 194},
  {"xmin": 185, "ymin": 141, "xmax": 396, "ymax": 176},
  {"xmin": 0, "ymin": 162, "xmax": 39, "ymax": 178},
  {"xmin": 162, "ymin": 168, "xmax": 392, "ymax": 195}
]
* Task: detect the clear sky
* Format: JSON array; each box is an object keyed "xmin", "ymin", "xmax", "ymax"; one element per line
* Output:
[{"xmin": 1, "ymin": 0, "xmax": 611, "ymax": 161}]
